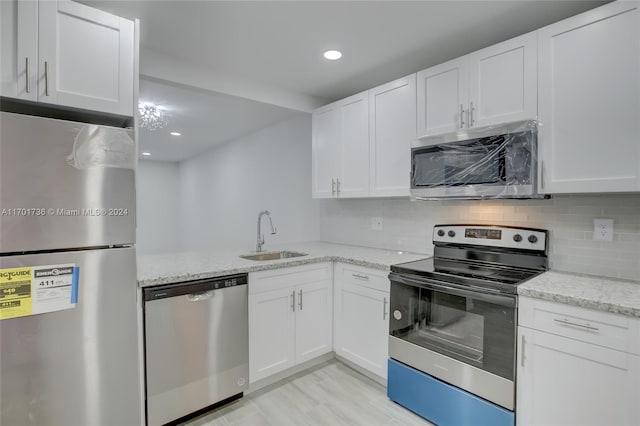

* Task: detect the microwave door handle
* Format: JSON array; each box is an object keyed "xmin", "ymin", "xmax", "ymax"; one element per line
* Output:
[{"xmin": 388, "ymin": 272, "xmax": 516, "ymax": 308}]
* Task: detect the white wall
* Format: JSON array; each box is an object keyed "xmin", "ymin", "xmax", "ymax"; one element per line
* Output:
[
  {"xmin": 178, "ymin": 114, "xmax": 320, "ymax": 251},
  {"xmin": 136, "ymin": 161, "xmax": 181, "ymax": 254},
  {"xmin": 319, "ymin": 195, "xmax": 640, "ymax": 281}
]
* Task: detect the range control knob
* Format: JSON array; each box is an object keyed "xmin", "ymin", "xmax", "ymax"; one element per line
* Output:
[
  {"xmin": 437, "ymin": 230, "xmax": 445, "ymax": 237},
  {"xmin": 528, "ymin": 235, "xmax": 538, "ymax": 244},
  {"xmin": 448, "ymin": 230, "xmax": 456, "ymax": 238},
  {"xmin": 513, "ymin": 234, "xmax": 522, "ymax": 242}
]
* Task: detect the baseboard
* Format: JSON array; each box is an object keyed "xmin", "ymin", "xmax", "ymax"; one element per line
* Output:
[
  {"xmin": 335, "ymin": 354, "xmax": 387, "ymax": 387},
  {"xmin": 247, "ymin": 352, "xmax": 335, "ymax": 394}
]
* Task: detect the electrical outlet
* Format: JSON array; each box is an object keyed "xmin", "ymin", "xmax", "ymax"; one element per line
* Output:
[
  {"xmin": 593, "ymin": 218, "xmax": 614, "ymax": 241},
  {"xmin": 371, "ymin": 217, "xmax": 383, "ymax": 231}
]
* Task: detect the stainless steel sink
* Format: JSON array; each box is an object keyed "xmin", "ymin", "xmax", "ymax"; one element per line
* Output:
[{"xmin": 239, "ymin": 251, "xmax": 308, "ymax": 261}]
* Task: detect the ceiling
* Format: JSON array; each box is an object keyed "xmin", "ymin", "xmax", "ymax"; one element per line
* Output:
[
  {"xmin": 80, "ymin": 0, "xmax": 610, "ymax": 162},
  {"xmin": 138, "ymin": 78, "xmax": 301, "ymax": 161},
  {"xmin": 81, "ymin": 0, "xmax": 607, "ymax": 103}
]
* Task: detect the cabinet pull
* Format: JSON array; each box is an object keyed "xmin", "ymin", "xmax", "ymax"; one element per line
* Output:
[
  {"xmin": 541, "ymin": 161, "xmax": 545, "ymax": 189},
  {"xmin": 351, "ymin": 273, "xmax": 369, "ymax": 280},
  {"xmin": 554, "ymin": 318, "xmax": 599, "ymax": 332},
  {"xmin": 298, "ymin": 289, "xmax": 303, "ymax": 310},
  {"xmin": 383, "ymin": 297, "xmax": 387, "ymax": 320},
  {"xmin": 44, "ymin": 61, "xmax": 49, "ymax": 96},
  {"xmin": 331, "ymin": 178, "xmax": 336, "ymax": 196},
  {"xmin": 521, "ymin": 335, "xmax": 526, "ymax": 367},
  {"xmin": 336, "ymin": 178, "xmax": 341, "ymax": 196},
  {"xmin": 459, "ymin": 104, "xmax": 465, "ymax": 128},
  {"xmin": 25, "ymin": 57, "xmax": 30, "ymax": 93},
  {"xmin": 291, "ymin": 290, "xmax": 296, "ymax": 312},
  {"xmin": 469, "ymin": 101, "xmax": 475, "ymax": 126}
]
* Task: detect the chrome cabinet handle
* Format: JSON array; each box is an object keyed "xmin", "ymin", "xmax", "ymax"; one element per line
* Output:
[
  {"xmin": 44, "ymin": 61, "xmax": 49, "ymax": 96},
  {"xmin": 25, "ymin": 57, "xmax": 30, "ymax": 93},
  {"xmin": 541, "ymin": 160, "xmax": 546, "ymax": 190},
  {"xmin": 336, "ymin": 178, "xmax": 341, "ymax": 196},
  {"xmin": 331, "ymin": 178, "xmax": 336, "ymax": 196},
  {"xmin": 554, "ymin": 318, "xmax": 599, "ymax": 332},
  {"xmin": 469, "ymin": 101, "xmax": 475, "ymax": 126},
  {"xmin": 298, "ymin": 289, "xmax": 303, "ymax": 310},
  {"xmin": 459, "ymin": 104, "xmax": 465, "ymax": 128},
  {"xmin": 521, "ymin": 335, "xmax": 526, "ymax": 367},
  {"xmin": 383, "ymin": 297, "xmax": 387, "ymax": 320},
  {"xmin": 291, "ymin": 290, "xmax": 296, "ymax": 312},
  {"xmin": 352, "ymin": 273, "xmax": 369, "ymax": 280}
]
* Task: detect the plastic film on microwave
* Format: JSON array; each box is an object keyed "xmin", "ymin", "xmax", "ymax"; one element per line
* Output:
[{"xmin": 410, "ymin": 120, "xmax": 543, "ymax": 200}]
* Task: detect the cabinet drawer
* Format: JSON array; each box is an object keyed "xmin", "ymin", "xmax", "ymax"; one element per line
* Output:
[
  {"xmin": 335, "ymin": 263, "xmax": 389, "ymax": 293},
  {"xmin": 519, "ymin": 297, "xmax": 640, "ymax": 355},
  {"xmin": 249, "ymin": 262, "xmax": 332, "ymax": 294}
]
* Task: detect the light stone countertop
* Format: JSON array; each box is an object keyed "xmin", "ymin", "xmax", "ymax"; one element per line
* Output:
[
  {"xmin": 137, "ymin": 241, "xmax": 430, "ymax": 287},
  {"xmin": 518, "ymin": 271, "xmax": 640, "ymax": 318}
]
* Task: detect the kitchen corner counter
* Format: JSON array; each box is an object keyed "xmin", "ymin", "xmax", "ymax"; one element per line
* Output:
[
  {"xmin": 518, "ymin": 271, "xmax": 640, "ymax": 318},
  {"xmin": 137, "ymin": 242, "xmax": 429, "ymax": 287}
]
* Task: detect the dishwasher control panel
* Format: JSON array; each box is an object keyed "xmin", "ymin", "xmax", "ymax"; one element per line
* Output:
[{"xmin": 143, "ymin": 273, "xmax": 248, "ymax": 301}]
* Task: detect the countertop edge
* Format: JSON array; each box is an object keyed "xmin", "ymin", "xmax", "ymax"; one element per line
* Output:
[{"xmin": 138, "ymin": 255, "xmax": 393, "ymax": 288}]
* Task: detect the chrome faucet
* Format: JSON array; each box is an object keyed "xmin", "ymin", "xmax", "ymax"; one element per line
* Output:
[{"xmin": 256, "ymin": 210, "xmax": 277, "ymax": 252}]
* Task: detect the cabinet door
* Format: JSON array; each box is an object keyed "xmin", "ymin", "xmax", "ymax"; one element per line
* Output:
[
  {"xmin": 312, "ymin": 104, "xmax": 341, "ymax": 198},
  {"xmin": 538, "ymin": 1, "xmax": 640, "ymax": 193},
  {"xmin": 517, "ymin": 327, "xmax": 640, "ymax": 426},
  {"xmin": 294, "ymin": 280, "xmax": 332, "ymax": 364},
  {"xmin": 0, "ymin": 0, "xmax": 37, "ymax": 101},
  {"xmin": 38, "ymin": 0, "xmax": 134, "ymax": 116},
  {"xmin": 417, "ymin": 56, "xmax": 468, "ymax": 137},
  {"xmin": 249, "ymin": 287, "xmax": 295, "ymax": 383},
  {"xmin": 338, "ymin": 92, "xmax": 370, "ymax": 198},
  {"xmin": 468, "ymin": 32, "xmax": 537, "ymax": 127},
  {"xmin": 334, "ymin": 280, "xmax": 389, "ymax": 379},
  {"xmin": 369, "ymin": 74, "xmax": 416, "ymax": 197}
]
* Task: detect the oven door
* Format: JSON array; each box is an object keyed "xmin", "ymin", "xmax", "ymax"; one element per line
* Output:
[{"xmin": 388, "ymin": 272, "xmax": 517, "ymax": 410}]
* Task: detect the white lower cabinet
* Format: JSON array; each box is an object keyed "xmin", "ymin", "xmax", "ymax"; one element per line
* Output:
[
  {"xmin": 517, "ymin": 297, "xmax": 640, "ymax": 426},
  {"xmin": 333, "ymin": 263, "xmax": 390, "ymax": 380},
  {"xmin": 249, "ymin": 263, "xmax": 332, "ymax": 383}
]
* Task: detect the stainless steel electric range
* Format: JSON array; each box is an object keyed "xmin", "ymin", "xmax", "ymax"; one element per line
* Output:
[{"xmin": 387, "ymin": 224, "xmax": 548, "ymax": 426}]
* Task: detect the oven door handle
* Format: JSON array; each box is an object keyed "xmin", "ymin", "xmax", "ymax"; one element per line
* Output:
[{"xmin": 388, "ymin": 272, "xmax": 517, "ymax": 308}]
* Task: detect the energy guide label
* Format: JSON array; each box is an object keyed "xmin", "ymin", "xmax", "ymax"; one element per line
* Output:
[{"xmin": 0, "ymin": 264, "xmax": 79, "ymax": 320}]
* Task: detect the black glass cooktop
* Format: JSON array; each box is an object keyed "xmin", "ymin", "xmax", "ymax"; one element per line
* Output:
[{"xmin": 390, "ymin": 257, "xmax": 542, "ymax": 294}]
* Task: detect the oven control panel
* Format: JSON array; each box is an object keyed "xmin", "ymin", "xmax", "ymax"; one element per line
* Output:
[{"xmin": 433, "ymin": 225, "xmax": 547, "ymax": 251}]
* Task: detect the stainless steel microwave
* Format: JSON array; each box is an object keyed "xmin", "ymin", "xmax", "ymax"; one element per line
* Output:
[{"xmin": 410, "ymin": 120, "xmax": 545, "ymax": 200}]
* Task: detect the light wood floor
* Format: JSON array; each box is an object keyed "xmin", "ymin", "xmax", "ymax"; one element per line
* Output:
[{"xmin": 183, "ymin": 360, "xmax": 434, "ymax": 426}]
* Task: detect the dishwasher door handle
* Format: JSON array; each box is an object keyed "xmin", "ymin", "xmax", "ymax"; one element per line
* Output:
[{"xmin": 187, "ymin": 291, "xmax": 214, "ymax": 302}]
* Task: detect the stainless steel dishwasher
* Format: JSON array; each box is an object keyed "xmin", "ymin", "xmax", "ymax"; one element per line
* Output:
[{"xmin": 143, "ymin": 274, "xmax": 248, "ymax": 426}]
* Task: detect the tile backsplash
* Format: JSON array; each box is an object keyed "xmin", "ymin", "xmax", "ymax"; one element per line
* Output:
[{"xmin": 319, "ymin": 195, "xmax": 640, "ymax": 281}]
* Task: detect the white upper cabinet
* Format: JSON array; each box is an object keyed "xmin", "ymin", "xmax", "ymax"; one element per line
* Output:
[
  {"xmin": 38, "ymin": 0, "xmax": 134, "ymax": 116},
  {"xmin": 417, "ymin": 32, "xmax": 537, "ymax": 137},
  {"xmin": 468, "ymin": 31, "xmax": 537, "ymax": 127},
  {"xmin": 1, "ymin": 0, "xmax": 134, "ymax": 116},
  {"xmin": 312, "ymin": 92, "xmax": 369, "ymax": 199},
  {"xmin": 1, "ymin": 0, "xmax": 38, "ymax": 102},
  {"xmin": 538, "ymin": 1, "xmax": 640, "ymax": 194},
  {"xmin": 369, "ymin": 74, "xmax": 416, "ymax": 197},
  {"xmin": 312, "ymin": 104, "xmax": 341, "ymax": 198},
  {"xmin": 417, "ymin": 57, "xmax": 468, "ymax": 137},
  {"xmin": 339, "ymin": 92, "xmax": 370, "ymax": 198}
]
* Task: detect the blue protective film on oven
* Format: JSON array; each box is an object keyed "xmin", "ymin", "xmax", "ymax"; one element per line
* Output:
[{"xmin": 387, "ymin": 358, "xmax": 515, "ymax": 426}]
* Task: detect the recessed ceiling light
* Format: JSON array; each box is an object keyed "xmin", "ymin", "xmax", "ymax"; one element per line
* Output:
[
  {"xmin": 142, "ymin": 152, "xmax": 151, "ymax": 156},
  {"xmin": 323, "ymin": 50, "xmax": 342, "ymax": 61},
  {"xmin": 170, "ymin": 131, "xmax": 181, "ymax": 136}
]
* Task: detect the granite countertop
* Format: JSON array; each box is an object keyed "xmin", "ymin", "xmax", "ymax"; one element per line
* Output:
[
  {"xmin": 137, "ymin": 241, "xmax": 430, "ymax": 287},
  {"xmin": 518, "ymin": 271, "xmax": 640, "ymax": 319}
]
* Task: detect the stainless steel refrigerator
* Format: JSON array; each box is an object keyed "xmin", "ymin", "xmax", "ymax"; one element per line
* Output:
[{"xmin": 0, "ymin": 110, "xmax": 141, "ymax": 426}]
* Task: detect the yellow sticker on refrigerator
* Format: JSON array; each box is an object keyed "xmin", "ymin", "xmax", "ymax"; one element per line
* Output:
[{"xmin": 0, "ymin": 264, "xmax": 79, "ymax": 320}]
